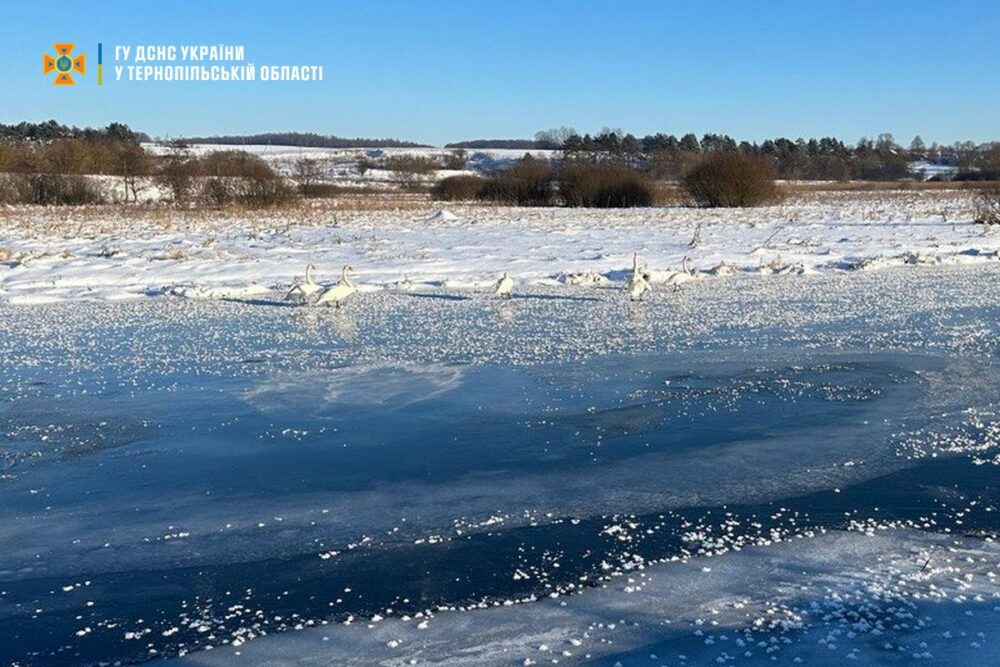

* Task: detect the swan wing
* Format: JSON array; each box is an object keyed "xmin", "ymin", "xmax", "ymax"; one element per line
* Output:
[
  {"xmin": 628, "ymin": 278, "xmax": 648, "ymax": 298},
  {"xmin": 285, "ymin": 284, "xmax": 307, "ymax": 302}
]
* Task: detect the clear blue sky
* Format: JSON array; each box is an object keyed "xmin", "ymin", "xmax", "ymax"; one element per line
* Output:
[{"xmin": 2, "ymin": 0, "xmax": 997, "ymax": 146}]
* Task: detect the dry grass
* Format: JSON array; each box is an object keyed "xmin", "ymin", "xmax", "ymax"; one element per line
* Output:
[
  {"xmin": 304, "ymin": 183, "xmax": 399, "ymax": 198},
  {"xmin": 330, "ymin": 193, "xmax": 433, "ymax": 211},
  {"xmin": 0, "ymin": 184, "xmax": 989, "ymax": 245},
  {"xmin": 973, "ymin": 186, "xmax": 1000, "ymax": 224},
  {"xmin": 651, "ymin": 181, "xmax": 683, "ymax": 206},
  {"xmin": 782, "ymin": 179, "xmax": 1000, "ymax": 194},
  {"xmin": 0, "ymin": 195, "xmax": 438, "ymax": 239},
  {"xmin": 431, "ymin": 175, "xmax": 485, "ymax": 202}
]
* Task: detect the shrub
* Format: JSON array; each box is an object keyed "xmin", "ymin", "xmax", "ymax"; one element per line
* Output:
[
  {"xmin": 431, "ymin": 175, "xmax": 484, "ymax": 201},
  {"xmin": 973, "ymin": 185, "xmax": 1000, "ymax": 225},
  {"xmin": 442, "ymin": 149, "xmax": 468, "ymax": 170},
  {"xmin": 682, "ymin": 153, "xmax": 781, "ymax": 207},
  {"xmin": 479, "ymin": 155, "xmax": 555, "ymax": 206},
  {"xmin": 198, "ymin": 150, "xmax": 270, "ymax": 178},
  {"xmin": 305, "ymin": 183, "xmax": 350, "ymax": 198},
  {"xmin": 386, "ymin": 154, "xmax": 439, "ymax": 191},
  {"xmin": 156, "ymin": 153, "xmax": 199, "ymax": 203},
  {"xmin": 0, "ymin": 173, "xmax": 104, "ymax": 205},
  {"xmin": 236, "ymin": 174, "xmax": 295, "ymax": 207},
  {"xmin": 197, "ymin": 151, "xmax": 294, "ymax": 208},
  {"xmin": 955, "ymin": 170, "xmax": 1000, "ymax": 182},
  {"xmin": 42, "ymin": 138, "xmax": 96, "ymax": 174},
  {"xmin": 0, "ymin": 174, "xmax": 28, "ymax": 204},
  {"xmin": 356, "ymin": 156, "xmax": 376, "ymax": 176},
  {"xmin": 386, "ymin": 154, "xmax": 438, "ymax": 175},
  {"xmin": 0, "ymin": 136, "xmax": 155, "ymax": 189},
  {"xmin": 201, "ymin": 178, "xmax": 233, "ymax": 206},
  {"xmin": 0, "ymin": 142, "xmax": 16, "ymax": 172},
  {"xmin": 201, "ymin": 175, "xmax": 294, "ymax": 208},
  {"xmin": 559, "ymin": 164, "xmax": 653, "ymax": 208}
]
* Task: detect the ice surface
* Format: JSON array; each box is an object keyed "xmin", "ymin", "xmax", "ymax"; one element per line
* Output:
[
  {"xmin": 172, "ymin": 529, "xmax": 1000, "ymax": 666},
  {"xmin": 245, "ymin": 364, "xmax": 466, "ymax": 413},
  {"xmin": 0, "ymin": 263, "xmax": 997, "ymax": 665}
]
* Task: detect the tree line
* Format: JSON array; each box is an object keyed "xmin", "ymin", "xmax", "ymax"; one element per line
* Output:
[
  {"xmin": 0, "ymin": 120, "xmax": 149, "ymax": 144},
  {"xmin": 0, "ymin": 133, "xmax": 294, "ymax": 206},
  {"xmin": 178, "ymin": 132, "xmax": 430, "ymax": 149},
  {"xmin": 549, "ymin": 129, "xmax": 1000, "ymax": 181},
  {"xmin": 451, "ymin": 128, "xmax": 1000, "ymax": 181},
  {"xmin": 444, "ymin": 139, "xmax": 541, "ymax": 150}
]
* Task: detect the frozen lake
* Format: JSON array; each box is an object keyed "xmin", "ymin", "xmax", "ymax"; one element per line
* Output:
[{"xmin": 1, "ymin": 265, "xmax": 998, "ymax": 666}]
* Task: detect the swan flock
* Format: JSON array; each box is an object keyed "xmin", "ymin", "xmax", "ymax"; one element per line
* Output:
[
  {"xmin": 282, "ymin": 254, "xmax": 703, "ymax": 308},
  {"xmin": 285, "ymin": 264, "xmax": 357, "ymax": 307}
]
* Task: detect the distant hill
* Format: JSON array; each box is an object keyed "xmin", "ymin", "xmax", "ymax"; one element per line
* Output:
[
  {"xmin": 445, "ymin": 139, "xmax": 546, "ymax": 149},
  {"xmin": 178, "ymin": 132, "xmax": 431, "ymax": 149},
  {"xmin": 0, "ymin": 120, "xmax": 149, "ymax": 143}
]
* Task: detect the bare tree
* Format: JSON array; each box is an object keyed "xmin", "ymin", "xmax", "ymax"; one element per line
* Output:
[
  {"xmin": 387, "ymin": 154, "xmax": 438, "ymax": 190},
  {"xmin": 155, "ymin": 139, "xmax": 198, "ymax": 203},
  {"xmin": 293, "ymin": 157, "xmax": 325, "ymax": 197},
  {"xmin": 534, "ymin": 127, "xmax": 577, "ymax": 148},
  {"xmin": 116, "ymin": 143, "xmax": 152, "ymax": 203}
]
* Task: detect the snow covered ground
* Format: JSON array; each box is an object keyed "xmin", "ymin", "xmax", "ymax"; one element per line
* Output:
[
  {"xmin": 0, "ymin": 189, "xmax": 996, "ymax": 305},
  {"xmin": 142, "ymin": 143, "xmax": 556, "ymax": 164}
]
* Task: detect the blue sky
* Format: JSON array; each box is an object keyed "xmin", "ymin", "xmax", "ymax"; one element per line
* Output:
[{"xmin": 2, "ymin": 1, "xmax": 997, "ymax": 146}]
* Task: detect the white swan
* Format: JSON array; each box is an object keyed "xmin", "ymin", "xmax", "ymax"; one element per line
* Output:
[
  {"xmin": 629, "ymin": 252, "xmax": 641, "ymax": 278},
  {"xmin": 626, "ymin": 253, "xmax": 649, "ymax": 280},
  {"xmin": 315, "ymin": 265, "xmax": 357, "ymax": 307},
  {"xmin": 626, "ymin": 254, "xmax": 650, "ymax": 301},
  {"xmin": 708, "ymin": 261, "xmax": 737, "ymax": 277},
  {"xmin": 665, "ymin": 256, "xmax": 699, "ymax": 286},
  {"xmin": 628, "ymin": 272, "xmax": 649, "ymax": 301},
  {"xmin": 284, "ymin": 264, "xmax": 320, "ymax": 303},
  {"xmin": 494, "ymin": 272, "xmax": 514, "ymax": 298},
  {"xmin": 757, "ymin": 256, "xmax": 785, "ymax": 275}
]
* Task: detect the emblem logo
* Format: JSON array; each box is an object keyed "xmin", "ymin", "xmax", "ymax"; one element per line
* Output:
[{"xmin": 43, "ymin": 43, "xmax": 86, "ymax": 86}]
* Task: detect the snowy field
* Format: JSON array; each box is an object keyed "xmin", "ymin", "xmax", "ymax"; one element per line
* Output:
[
  {"xmin": 0, "ymin": 189, "xmax": 997, "ymax": 305},
  {"xmin": 1, "ymin": 190, "xmax": 998, "ymax": 666},
  {"xmin": 141, "ymin": 143, "xmax": 557, "ymax": 164},
  {"xmin": 141, "ymin": 143, "xmax": 558, "ymax": 190}
]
